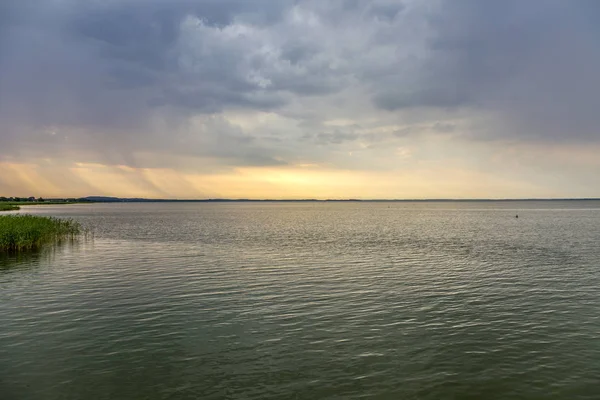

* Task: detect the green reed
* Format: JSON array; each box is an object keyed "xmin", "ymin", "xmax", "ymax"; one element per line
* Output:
[
  {"xmin": 0, "ymin": 215, "xmax": 83, "ymax": 251},
  {"xmin": 0, "ymin": 203, "xmax": 20, "ymax": 211}
]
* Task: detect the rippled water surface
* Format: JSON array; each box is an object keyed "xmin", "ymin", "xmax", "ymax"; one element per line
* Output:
[{"xmin": 2, "ymin": 201, "xmax": 600, "ymax": 399}]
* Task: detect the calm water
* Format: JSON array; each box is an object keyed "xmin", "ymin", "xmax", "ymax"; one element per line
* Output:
[{"xmin": 1, "ymin": 202, "xmax": 600, "ymax": 399}]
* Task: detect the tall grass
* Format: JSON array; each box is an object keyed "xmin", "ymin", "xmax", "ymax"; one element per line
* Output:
[
  {"xmin": 0, "ymin": 215, "xmax": 82, "ymax": 251},
  {"xmin": 0, "ymin": 203, "xmax": 20, "ymax": 211}
]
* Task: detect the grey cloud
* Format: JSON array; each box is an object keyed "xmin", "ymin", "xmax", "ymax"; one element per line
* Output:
[
  {"xmin": 280, "ymin": 43, "xmax": 318, "ymax": 65},
  {"xmin": 0, "ymin": 0, "xmax": 304, "ymax": 168},
  {"xmin": 2, "ymin": 0, "xmax": 600, "ymax": 178},
  {"xmin": 392, "ymin": 122, "xmax": 457, "ymax": 138},
  {"xmin": 432, "ymin": 123, "xmax": 456, "ymax": 133},
  {"xmin": 311, "ymin": 130, "xmax": 361, "ymax": 145},
  {"xmin": 374, "ymin": 85, "xmax": 471, "ymax": 111},
  {"xmin": 368, "ymin": 2, "xmax": 405, "ymax": 22},
  {"xmin": 0, "ymin": 0, "xmax": 354, "ymax": 131},
  {"xmin": 376, "ymin": 0, "xmax": 600, "ymax": 142},
  {"xmin": 160, "ymin": 86, "xmax": 286, "ymax": 114}
]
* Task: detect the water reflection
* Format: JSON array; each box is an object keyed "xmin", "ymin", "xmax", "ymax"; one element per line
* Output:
[{"xmin": 0, "ymin": 240, "xmax": 87, "ymax": 272}]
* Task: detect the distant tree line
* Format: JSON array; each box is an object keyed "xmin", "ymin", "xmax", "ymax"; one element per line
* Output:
[
  {"xmin": 0, "ymin": 197, "xmax": 91, "ymax": 203},
  {"xmin": 0, "ymin": 196, "xmax": 40, "ymax": 202}
]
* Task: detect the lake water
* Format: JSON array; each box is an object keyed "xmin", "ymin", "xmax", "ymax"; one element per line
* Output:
[{"xmin": 1, "ymin": 201, "xmax": 600, "ymax": 399}]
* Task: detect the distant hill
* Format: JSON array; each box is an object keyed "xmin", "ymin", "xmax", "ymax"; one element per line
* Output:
[{"xmin": 83, "ymin": 196, "xmax": 156, "ymax": 202}]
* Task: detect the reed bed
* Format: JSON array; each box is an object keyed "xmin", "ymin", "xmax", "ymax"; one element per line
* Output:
[
  {"xmin": 0, "ymin": 215, "xmax": 82, "ymax": 251},
  {"xmin": 0, "ymin": 203, "xmax": 20, "ymax": 211}
]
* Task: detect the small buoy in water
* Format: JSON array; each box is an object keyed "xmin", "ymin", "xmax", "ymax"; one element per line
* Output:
[{"xmin": 515, "ymin": 214, "xmax": 519, "ymax": 218}]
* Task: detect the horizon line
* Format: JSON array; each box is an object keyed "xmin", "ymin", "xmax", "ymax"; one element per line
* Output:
[
  {"xmin": 5, "ymin": 195, "xmax": 600, "ymax": 202},
  {"xmin": 79, "ymin": 196, "xmax": 600, "ymax": 202}
]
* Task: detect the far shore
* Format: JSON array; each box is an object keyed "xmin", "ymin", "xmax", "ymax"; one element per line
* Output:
[{"xmin": 0, "ymin": 199, "xmax": 94, "ymax": 212}]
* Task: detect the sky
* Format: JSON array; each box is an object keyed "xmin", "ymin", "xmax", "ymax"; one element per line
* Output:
[{"xmin": 1, "ymin": 0, "xmax": 600, "ymax": 199}]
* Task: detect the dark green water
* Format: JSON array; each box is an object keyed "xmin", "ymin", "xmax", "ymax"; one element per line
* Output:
[{"xmin": 1, "ymin": 202, "xmax": 600, "ymax": 399}]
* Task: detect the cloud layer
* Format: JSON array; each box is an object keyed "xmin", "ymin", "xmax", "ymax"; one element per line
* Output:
[{"xmin": 1, "ymin": 0, "xmax": 599, "ymax": 197}]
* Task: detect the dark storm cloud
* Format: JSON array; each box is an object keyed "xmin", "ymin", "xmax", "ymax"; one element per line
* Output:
[
  {"xmin": 0, "ymin": 0, "xmax": 411, "ymax": 131},
  {"xmin": 0, "ymin": 0, "xmax": 295, "ymax": 127},
  {"xmin": 0, "ymin": 0, "xmax": 301, "ymax": 166},
  {"xmin": 375, "ymin": 0, "xmax": 600, "ymax": 142}
]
